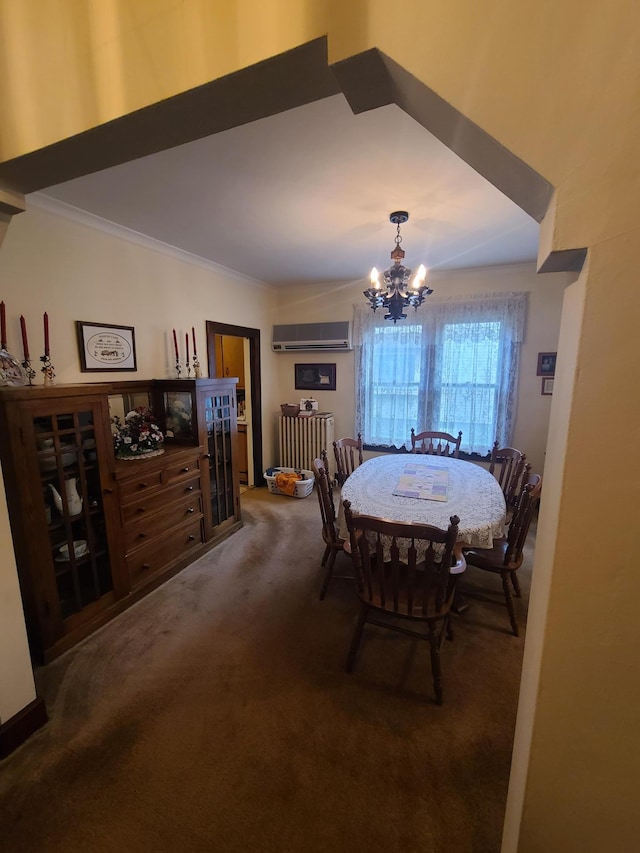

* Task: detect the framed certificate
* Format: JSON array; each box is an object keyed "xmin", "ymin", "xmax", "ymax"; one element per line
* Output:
[{"xmin": 76, "ymin": 321, "xmax": 137, "ymax": 372}]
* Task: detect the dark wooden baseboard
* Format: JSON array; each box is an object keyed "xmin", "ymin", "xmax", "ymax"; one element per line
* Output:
[{"xmin": 0, "ymin": 697, "xmax": 48, "ymax": 759}]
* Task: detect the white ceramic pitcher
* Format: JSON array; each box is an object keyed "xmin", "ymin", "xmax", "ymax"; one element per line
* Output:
[{"xmin": 49, "ymin": 478, "xmax": 83, "ymax": 516}]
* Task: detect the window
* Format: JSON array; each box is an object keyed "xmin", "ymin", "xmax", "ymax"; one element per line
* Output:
[{"xmin": 354, "ymin": 293, "xmax": 527, "ymax": 454}]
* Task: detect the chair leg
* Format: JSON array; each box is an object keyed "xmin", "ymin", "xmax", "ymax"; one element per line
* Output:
[
  {"xmin": 320, "ymin": 544, "xmax": 330, "ymax": 568},
  {"xmin": 319, "ymin": 547, "xmax": 337, "ymax": 600},
  {"xmin": 445, "ymin": 613, "xmax": 454, "ymax": 642},
  {"xmin": 346, "ymin": 604, "xmax": 368, "ymax": 672},
  {"xmin": 428, "ymin": 624, "xmax": 444, "ymax": 705},
  {"xmin": 510, "ymin": 571, "xmax": 521, "ymax": 598},
  {"xmin": 501, "ymin": 571, "xmax": 519, "ymax": 637}
]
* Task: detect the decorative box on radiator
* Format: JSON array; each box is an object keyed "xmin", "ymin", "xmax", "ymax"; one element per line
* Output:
[{"xmin": 278, "ymin": 414, "xmax": 335, "ymax": 478}]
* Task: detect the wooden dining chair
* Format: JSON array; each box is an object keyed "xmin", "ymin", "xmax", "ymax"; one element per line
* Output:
[
  {"xmin": 333, "ymin": 434, "xmax": 363, "ymax": 487},
  {"xmin": 462, "ymin": 474, "xmax": 542, "ymax": 637},
  {"xmin": 410, "ymin": 429, "xmax": 462, "ymax": 458},
  {"xmin": 489, "ymin": 442, "xmax": 526, "ymax": 514},
  {"xmin": 343, "ymin": 501, "xmax": 466, "ymax": 704},
  {"xmin": 312, "ymin": 457, "xmax": 350, "ymax": 600},
  {"xmin": 320, "ymin": 448, "xmax": 335, "ymax": 510}
]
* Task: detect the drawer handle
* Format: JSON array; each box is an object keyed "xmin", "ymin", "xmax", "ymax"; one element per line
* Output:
[
  {"xmin": 103, "ymin": 487, "xmax": 114, "ymax": 495},
  {"xmin": 188, "ymin": 534, "xmax": 196, "ymax": 541},
  {"xmin": 142, "ymin": 563, "xmax": 151, "ymax": 571},
  {"xmin": 186, "ymin": 507, "xmax": 195, "ymax": 514},
  {"xmin": 203, "ymin": 453, "xmax": 212, "ymax": 460},
  {"xmin": 185, "ymin": 485, "xmax": 194, "ymax": 492},
  {"xmin": 136, "ymin": 506, "xmax": 146, "ymax": 514},
  {"xmin": 138, "ymin": 482, "xmax": 148, "ymax": 489},
  {"xmin": 181, "ymin": 466, "xmax": 190, "ymax": 473},
  {"xmin": 138, "ymin": 532, "xmax": 146, "ymax": 539}
]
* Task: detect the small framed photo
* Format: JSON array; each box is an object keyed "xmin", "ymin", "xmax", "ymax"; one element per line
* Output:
[
  {"xmin": 537, "ymin": 352, "xmax": 557, "ymax": 376},
  {"xmin": 541, "ymin": 377, "xmax": 554, "ymax": 395},
  {"xmin": 76, "ymin": 321, "xmax": 137, "ymax": 372},
  {"xmin": 294, "ymin": 363, "xmax": 336, "ymax": 392}
]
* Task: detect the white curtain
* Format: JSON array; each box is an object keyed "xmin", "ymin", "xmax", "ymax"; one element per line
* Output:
[{"xmin": 354, "ymin": 292, "xmax": 527, "ymax": 454}]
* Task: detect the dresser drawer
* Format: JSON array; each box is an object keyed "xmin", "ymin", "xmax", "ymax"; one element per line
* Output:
[
  {"xmin": 118, "ymin": 453, "xmax": 200, "ymax": 503},
  {"xmin": 120, "ymin": 476, "xmax": 201, "ymax": 526},
  {"xmin": 160, "ymin": 456, "xmax": 201, "ymax": 487},
  {"xmin": 118, "ymin": 469, "xmax": 163, "ymax": 502},
  {"xmin": 127, "ymin": 517, "xmax": 204, "ymax": 585},
  {"xmin": 124, "ymin": 494, "xmax": 203, "ymax": 553}
]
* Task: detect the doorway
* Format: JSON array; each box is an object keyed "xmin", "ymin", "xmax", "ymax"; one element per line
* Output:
[{"xmin": 206, "ymin": 321, "xmax": 263, "ymax": 486}]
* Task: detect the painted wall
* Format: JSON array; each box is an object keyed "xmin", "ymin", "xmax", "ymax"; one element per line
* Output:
[
  {"xmin": 0, "ymin": 199, "xmax": 277, "ymax": 389},
  {"xmin": 273, "ymin": 264, "xmax": 572, "ymax": 474},
  {"xmin": 1, "ymin": 4, "xmax": 639, "ymax": 852}
]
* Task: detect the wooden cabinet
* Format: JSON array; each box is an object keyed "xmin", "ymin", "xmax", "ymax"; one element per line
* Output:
[
  {"xmin": 194, "ymin": 379, "xmax": 241, "ymax": 539},
  {"xmin": 0, "ymin": 385, "xmax": 122, "ymax": 660},
  {"xmin": 155, "ymin": 378, "xmax": 241, "ymax": 540},
  {"xmin": 0, "ymin": 378, "xmax": 242, "ymax": 663},
  {"xmin": 214, "ymin": 334, "xmax": 245, "ymax": 387}
]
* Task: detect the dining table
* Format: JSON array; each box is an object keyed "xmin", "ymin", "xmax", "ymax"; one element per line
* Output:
[{"xmin": 336, "ymin": 454, "xmax": 506, "ymax": 561}]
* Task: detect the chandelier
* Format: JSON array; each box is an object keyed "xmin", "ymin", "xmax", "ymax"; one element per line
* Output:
[{"xmin": 363, "ymin": 211, "xmax": 432, "ymax": 323}]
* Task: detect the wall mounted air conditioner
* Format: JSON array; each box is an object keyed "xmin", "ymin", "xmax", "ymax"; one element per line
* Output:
[{"xmin": 271, "ymin": 321, "xmax": 352, "ymax": 352}]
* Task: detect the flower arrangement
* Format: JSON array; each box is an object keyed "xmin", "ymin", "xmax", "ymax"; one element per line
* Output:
[{"xmin": 112, "ymin": 407, "xmax": 165, "ymax": 459}]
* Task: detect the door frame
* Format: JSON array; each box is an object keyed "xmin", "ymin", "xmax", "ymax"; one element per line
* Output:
[{"xmin": 206, "ymin": 321, "xmax": 263, "ymax": 485}]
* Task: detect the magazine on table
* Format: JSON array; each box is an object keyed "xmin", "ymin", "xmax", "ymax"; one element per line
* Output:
[{"xmin": 392, "ymin": 463, "xmax": 449, "ymax": 501}]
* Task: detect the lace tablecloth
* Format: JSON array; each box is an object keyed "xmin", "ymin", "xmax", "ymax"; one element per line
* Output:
[{"xmin": 337, "ymin": 454, "xmax": 506, "ymax": 553}]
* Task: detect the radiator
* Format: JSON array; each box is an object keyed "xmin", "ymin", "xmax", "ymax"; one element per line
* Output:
[{"xmin": 278, "ymin": 414, "xmax": 335, "ymax": 477}]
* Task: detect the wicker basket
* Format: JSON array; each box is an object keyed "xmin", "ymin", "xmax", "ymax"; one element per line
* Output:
[
  {"xmin": 264, "ymin": 467, "xmax": 314, "ymax": 498},
  {"xmin": 280, "ymin": 403, "xmax": 300, "ymax": 418}
]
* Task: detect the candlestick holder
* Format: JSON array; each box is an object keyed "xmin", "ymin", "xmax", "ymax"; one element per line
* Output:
[
  {"xmin": 0, "ymin": 348, "xmax": 28, "ymax": 387},
  {"xmin": 175, "ymin": 357, "xmax": 182, "ymax": 379},
  {"xmin": 192, "ymin": 355, "xmax": 202, "ymax": 378},
  {"xmin": 40, "ymin": 353, "xmax": 56, "ymax": 386},
  {"xmin": 21, "ymin": 357, "xmax": 37, "ymax": 385},
  {"xmin": 185, "ymin": 359, "xmax": 192, "ymax": 378}
]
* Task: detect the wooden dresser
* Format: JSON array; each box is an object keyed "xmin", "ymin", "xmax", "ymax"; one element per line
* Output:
[
  {"xmin": 0, "ymin": 378, "xmax": 242, "ymax": 662},
  {"xmin": 115, "ymin": 446, "xmax": 205, "ymax": 588}
]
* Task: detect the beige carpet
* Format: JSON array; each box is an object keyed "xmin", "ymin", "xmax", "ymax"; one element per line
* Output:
[{"xmin": 0, "ymin": 487, "xmax": 534, "ymax": 853}]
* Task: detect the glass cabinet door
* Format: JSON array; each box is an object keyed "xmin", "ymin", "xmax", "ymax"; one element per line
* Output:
[
  {"xmin": 203, "ymin": 391, "xmax": 235, "ymax": 528},
  {"xmin": 34, "ymin": 403, "xmax": 115, "ymax": 625},
  {"xmin": 162, "ymin": 390, "xmax": 194, "ymax": 441}
]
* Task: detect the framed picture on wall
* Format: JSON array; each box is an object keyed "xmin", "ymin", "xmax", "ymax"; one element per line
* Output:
[
  {"xmin": 537, "ymin": 352, "xmax": 557, "ymax": 376},
  {"xmin": 76, "ymin": 321, "xmax": 137, "ymax": 372},
  {"xmin": 294, "ymin": 363, "xmax": 336, "ymax": 391},
  {"xmin": 541, "ymin": 377, "xmax": 554, "ymax": 395}
]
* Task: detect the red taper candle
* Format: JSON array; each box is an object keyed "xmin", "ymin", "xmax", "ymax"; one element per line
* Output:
[
  {"xmin": 172, "ymin": 328, "xmax": 179, "ymax": 360},
  {"xmin": 20, "ymin": 315, "xmax": 29, "ymax": 359},
  {"xmin": 0, "ymin": 301, "xmax": 6, "ymax": 349},
  {"xmin": 43, "ymin": 312, "xmax": 50, "ymax": 356},
  {"xmin": 186, "ymin": 332, "xmax": 189, "ymax": 363},
  {"xmin": 192, "ymin": 326, "xmax": 197, "ymax": 356}
]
